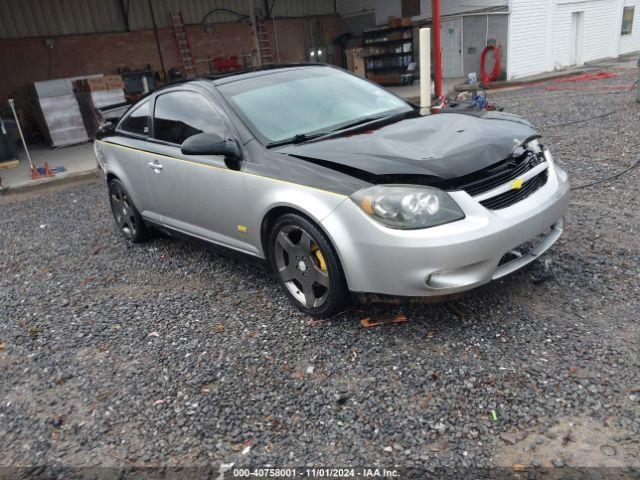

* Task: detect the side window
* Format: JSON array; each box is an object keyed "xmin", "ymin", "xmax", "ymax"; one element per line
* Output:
[
  {"xmin": 118, "ymin": 101, "xmax": 150, "ymax": 136},
  {"xmin": 154, "ymin": 91, "xmax": 226, "ymax": 145}
]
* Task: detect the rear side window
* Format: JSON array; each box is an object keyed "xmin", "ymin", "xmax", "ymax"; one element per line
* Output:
[
  {"xmin": 118, "ymin": 101, "xmax": 149, "ymax": 136},
  {"xmin": 153, "ymin": 91, "xmax": 226, "ymax": 145}
]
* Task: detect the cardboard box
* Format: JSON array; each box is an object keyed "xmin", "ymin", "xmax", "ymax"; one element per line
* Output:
[
  {"xmin": 73, "ymin": 75, "xmax": 123, "ymax": 93},
  {"xmin": 388, "ymin": 16, "xmax": 401, "ymax": 28},
  {"xmin": 400, "ymin": 17, "xmax": 412, "ymax": 27},
  {"xmin": 86, "ymin": 77, "xmax": 108, "ymax": 91},
  {"xmin": 388, "ymin": 31, "xmax": 402, "ymax": 41},
  {"xmin": 74, "ymin": 78, "xmax": 105, "ymax": 93},
  {"xmin": 104, "ymin": 75, "xmax": 124, "ymax": 91},
  {"xmin": 346, "ymin": 48, "xmax": 366, "ymax": 78}
]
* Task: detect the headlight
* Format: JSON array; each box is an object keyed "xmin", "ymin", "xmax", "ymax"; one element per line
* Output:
[{"xmin": 351, "ymin": 185, "xmax": 465, "ymax": 230}]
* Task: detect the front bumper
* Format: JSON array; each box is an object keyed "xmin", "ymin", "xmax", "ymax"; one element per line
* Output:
[{"xmin": 321, "ymin": 158, "xmax": 570, "ymax": 297}]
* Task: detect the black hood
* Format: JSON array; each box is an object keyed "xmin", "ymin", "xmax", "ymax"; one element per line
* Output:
[{"xmin": 278, "ymin": 111, "xmax": 538, "ymax": 185}]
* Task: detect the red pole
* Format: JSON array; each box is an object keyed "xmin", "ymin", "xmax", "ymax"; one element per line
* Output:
[{"xmin": 432, "ymin": 0, "xmax": 442, "ymax": 98}]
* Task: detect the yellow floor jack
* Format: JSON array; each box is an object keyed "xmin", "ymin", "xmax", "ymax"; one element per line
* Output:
[{"xmin": 8, "ymin": 98, "xmax": 54, "ymax": 180}]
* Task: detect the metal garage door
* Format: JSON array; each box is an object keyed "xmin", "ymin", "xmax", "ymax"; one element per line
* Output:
[{"xmin": 441, "ymin": 19, "xmax": 463, "ymax": 78}]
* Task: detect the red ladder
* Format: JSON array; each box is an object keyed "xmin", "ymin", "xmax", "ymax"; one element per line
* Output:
[
  {"xmin": 170, "ymin": 12, "xmax": 196, "ymax": 78},
  {"xmin": 256, "ymin": 17, "xmax": 274, "ymax": 65}
]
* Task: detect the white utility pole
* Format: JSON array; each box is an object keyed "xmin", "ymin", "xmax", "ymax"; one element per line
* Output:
[{"xmin": 419, "ymin": 28, "xmax": 431, "ymax": 109}]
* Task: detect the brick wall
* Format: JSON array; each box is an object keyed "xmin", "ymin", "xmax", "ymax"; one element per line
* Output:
[{"xmin": 0, "ymin": 15, "xmax": 341, "ymax": 102}]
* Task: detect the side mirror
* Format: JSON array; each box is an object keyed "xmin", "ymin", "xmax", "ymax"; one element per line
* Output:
[
  {"xmin": 181, "ymin": 132, "xmax": 242, "ymax": 170},
  {"xmin": 95, "ymin": 121, "xmax": 115, "ymax": 140}
]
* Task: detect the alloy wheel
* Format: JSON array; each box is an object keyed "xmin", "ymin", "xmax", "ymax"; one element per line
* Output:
[
  {"xmin": 110, "ymin": 183, "xmax": 137, "ymax": 239},
  {"xmin": 274, "ymin": 225, "xmax": 330, "ymax": 308}
]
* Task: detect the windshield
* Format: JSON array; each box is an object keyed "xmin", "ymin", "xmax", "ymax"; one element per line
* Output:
[{"xmin": 217, "ymin": 67, "xmax": 412, "ymax": 145}]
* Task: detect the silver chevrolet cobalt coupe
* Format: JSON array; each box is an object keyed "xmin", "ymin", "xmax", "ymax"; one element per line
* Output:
[{"xmin": 94, "ymin": 64, "xmax": 569, "ymax": 317}]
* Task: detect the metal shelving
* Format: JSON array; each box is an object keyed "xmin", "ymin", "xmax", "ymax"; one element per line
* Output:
[{"xmin": 363, "ymin": 25, "xmax": 413, "ymax": 85}]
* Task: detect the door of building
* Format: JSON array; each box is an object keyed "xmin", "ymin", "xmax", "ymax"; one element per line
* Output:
[
  {"xmin": 441, "ymin": 19, "xmax": 464, "ymax": 78},
  {"xmin": 570, "ymin": 11, "xmax": 585, "ymax": 66}
]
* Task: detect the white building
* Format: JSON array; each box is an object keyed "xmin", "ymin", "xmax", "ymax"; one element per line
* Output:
[{"xmin": 337, "ymin": 0, "xmax": 640, "ymax": 80}]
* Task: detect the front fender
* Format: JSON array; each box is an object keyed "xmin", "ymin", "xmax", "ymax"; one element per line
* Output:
[{"xmin": 243, "ymin": 172, "xmax": 348, "ymax": 257}]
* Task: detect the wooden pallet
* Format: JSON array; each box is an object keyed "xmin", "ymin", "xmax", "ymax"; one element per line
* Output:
[{"xmin": 0, "ymin": 159, "xmax": 19, "ymax": 170}]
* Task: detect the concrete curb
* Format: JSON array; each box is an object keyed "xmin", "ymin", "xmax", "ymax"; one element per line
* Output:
[
  {"xmin": 453, "ymin": 68, "xmax": 595, "ymax": 93},
  {"xmin": 402, "ymin": 68, "xmax": 597, "ymax": 104},
  {"xmin": 0, "ymin": 169, "xmax": 102, "ymax": 195}
]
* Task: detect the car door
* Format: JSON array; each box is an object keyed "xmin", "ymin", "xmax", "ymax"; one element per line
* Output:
[
  {"xmin": 111, "ymin": 99, "xmax": 160, "ymax": 222},
  {"xmin": 143, "ymin": 89, "xmax": 254, "ymax": 254}
]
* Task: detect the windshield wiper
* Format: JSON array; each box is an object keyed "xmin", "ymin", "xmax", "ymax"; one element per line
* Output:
[
  {"xmin": 265, "ymin": 111, "xmax": 414, "ymax": 148},
  {"xmin": 330, "ymin": 114, "xmax": 392, "ymax": 132},
  {"xmin": 266, "ymin": 131, "xmax": 331, "ymax": 148},
  {"xmin": 330, "ymin": 110, "xmax": 419, "ymax": 134}
]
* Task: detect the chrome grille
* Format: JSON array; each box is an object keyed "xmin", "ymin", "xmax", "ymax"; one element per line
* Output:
[
  {"xmin": 454, "ymin": 151, "xmax": 544, "ymax": 197},
  {"xmin": 480, "ymin": 170, "xmax": 549, "ymax": 210}
]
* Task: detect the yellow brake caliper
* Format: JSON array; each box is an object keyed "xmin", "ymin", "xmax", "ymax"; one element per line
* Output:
[{"xmin": 311, "ymin": 244, "xmax": 327, "ymax": 272}]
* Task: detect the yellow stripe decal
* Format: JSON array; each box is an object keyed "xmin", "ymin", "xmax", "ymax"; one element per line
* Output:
[{"xmin": 97, "ymin": 140, "xmax": 347, "ymax": 198}]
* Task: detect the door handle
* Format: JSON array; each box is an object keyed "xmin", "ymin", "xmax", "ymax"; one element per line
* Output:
[{"xmin": 147, "ymin": 161, "xmax": 163, "ymax": 171}]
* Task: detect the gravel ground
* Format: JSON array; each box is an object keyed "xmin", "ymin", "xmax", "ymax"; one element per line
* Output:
[{"xmin": 1, "ymin": 57, "xmax": 639, "ymax": 476}]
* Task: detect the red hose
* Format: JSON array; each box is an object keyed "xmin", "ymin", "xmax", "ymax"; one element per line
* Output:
[{"xmin": 481, "ymin": 45, "xmax": 501, "ymax": 85}]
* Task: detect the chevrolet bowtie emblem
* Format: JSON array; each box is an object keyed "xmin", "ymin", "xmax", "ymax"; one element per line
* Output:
[{"xmin": 511, "ymin": 178, "xmax": 524, "ymax": 190}]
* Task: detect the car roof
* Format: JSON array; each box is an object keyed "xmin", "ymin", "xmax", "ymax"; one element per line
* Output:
[
  {"xmin": 121, "ymin": 64, "xmax": 334, "ymax": 115},
  {"xmin": 165, "ymin": 63, "xmax": 333, "ymax": 89}
]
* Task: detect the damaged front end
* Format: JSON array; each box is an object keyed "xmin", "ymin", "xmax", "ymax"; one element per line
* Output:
[
  {"xmin": 279, "ymin": 110, "xmax": 544, "ymax": 191},
  {"xmin": 440, "ymin": 136, "xmax": 550, "ymax": 210}
]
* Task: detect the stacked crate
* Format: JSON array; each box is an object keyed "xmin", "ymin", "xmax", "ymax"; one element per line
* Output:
[
  {"xmin": 74, "ymin": 75, "xmax": 126, "ymax": 139},
  {"xmin": 27, "ymin": 78, "xmax": 90, "ymax": 147}
]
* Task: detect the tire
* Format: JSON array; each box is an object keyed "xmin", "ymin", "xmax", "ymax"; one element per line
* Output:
[
  {"xmin": 268, "ymin": 213, "xmax": 350, "ymax": 318},
  {"xmin": 108, "ymin": 179, "xmax": 150, "ymax": 243}
]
